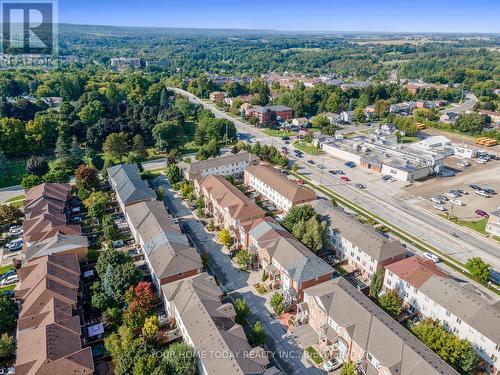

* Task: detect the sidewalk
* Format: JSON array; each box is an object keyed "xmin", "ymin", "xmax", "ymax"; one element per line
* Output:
[{"xmin": 153, "ymin": 174, "xmax": 322, "ymax": 375}]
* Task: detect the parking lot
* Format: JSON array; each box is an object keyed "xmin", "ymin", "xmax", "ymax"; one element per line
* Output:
[{"xmin": 404, "ymin": 156, "xmax": 500, "ymax": 220}]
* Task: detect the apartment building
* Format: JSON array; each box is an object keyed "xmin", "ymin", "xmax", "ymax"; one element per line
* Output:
[
  {"xmin": 107, "ymin": 164, "xmax": 156, "ymax": 212},
  {"xmin": 248, "ymin": 216, "xmax": 333, "ymax": 302},
  {"xmin": 209, "ymin": 91, "xmax": 227, "ymax": 103},
  {"xmin": 182, "ymin": 151, "xmax": 259, "ymax": 181},
  {"xmin": 125, "ymin": 201, "xmax": 203, "ymax": 289},
  {"xmin": 244, "ymin": 164, "xmax": 316, "ymax": 212},
  {"xmin": 195, "ymin": 175, "xmax": 266, "ymax": 243},
  {"xmin": 22, "ymin": 183, "xmax": 89, "ymax": 261},
  {"xmin": 15, "ymin": 254, "xmax": 94, "ymax": 375},
  {"xmin": 384, "ymin": 256, "xmax": 500, "ymax": 374},
  {"xmin": 243, "ymin": 104, "xmax": 293, "ymax": 125},
  {"xmin": 301, "ymin": 277, "xmax": 459, "ymax": 375},
  {"xmin": 313, "ymin": 200, "xmax": 406, "ymax": 280},
  {"xmin": 162, "ymin": 273, "xmax": 269, "ymax": 375}
]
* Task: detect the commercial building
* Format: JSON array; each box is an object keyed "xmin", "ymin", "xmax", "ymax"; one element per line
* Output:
[
  {"xmin": 15, "ymin": 254, "xmax": 94, "ymax": 375},
  {"xmin": 384, "ymin": 256, "xmax": 500, "ymax": 374},
  {"xmin": 22, "ymin": 183, "xmax": 89, "ymax": 261},
  {"xmin": 486, "ymin": 207, "xmax": 500, "ymax": 237},
  {"xmin": 313, "ymin": 200, "xmax": 406, "ymax": 281},
  {"xmin": 181, "ymin": 151, "xmax": 259, "ymax": 181},
  {"xmin": 195, "ymin": 175, "xmax": 266, "ymax": 244},
  {"xmin": 321, "ymin": 130, "xmax": 446, "ymax": 182},
  {"xmin": 300, "ymin": 278, "xmax": 459, "ymax": 375},
  {"xmin": 243, "ymin": 105, "xmax": 293, "ymax": 125},
  {"xmin": 125, "ymin": 201, "xmax": 203, "ymax": 289},
  {"xmin": 247, "ymin": 216, "xmax": 334, "ymax": 302},
  {"xmin": 107, "ymin": 164, "xmax": 156, "ymax": 212},
  {"xmin": 244, "ymin": 164, "xmax": 316, "ymax": 212},
  {"xmin": 162, "ymin": 273, "xmax": 269, "ymax": 375}
]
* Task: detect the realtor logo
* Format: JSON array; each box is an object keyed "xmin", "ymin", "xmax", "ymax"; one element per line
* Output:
[{"xmin": 1, "ymin": 0, "xmax": 56, "ymax": 54}]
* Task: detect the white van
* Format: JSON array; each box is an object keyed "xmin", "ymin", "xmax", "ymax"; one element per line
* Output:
[{"xmin": 422, "ymin": 252, "xmax": 440, "ymax": 263}]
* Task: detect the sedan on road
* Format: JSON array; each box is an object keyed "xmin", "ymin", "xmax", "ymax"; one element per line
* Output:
[
  {"xmin": 297, "ymin": 179, "xmax": 305, "ymax": 185},
  {"xmin": 340, "ymin": 176, "xmax": 350, "ymax": 182},
  {"xmin": 316, "ymin": 164, "xmax": 325, "ymax": 170},
  {"xmin": 335, "ymin": 170, "xmax": 345, "ymax": 175},
  {"xmin": 328, "ymin": 170, "xmax": 337, "ymax": 175},
  {"xmin": 307, "ymin": 160, "xmax": 315, "ymax": 165},
  {"xmin": 355, "ymin": 183, "xmax": 365, "ymax": 189}
]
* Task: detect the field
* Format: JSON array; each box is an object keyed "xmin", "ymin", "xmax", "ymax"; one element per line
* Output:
[
  {"xmin": 294, "ymin": 141, "xmax": 324, "ymax": 156},
  {"xmin": 0, "ymin": 158, "xmax": 27, "ymax": 188}
]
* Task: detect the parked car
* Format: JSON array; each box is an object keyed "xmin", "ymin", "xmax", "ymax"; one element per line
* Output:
[
  {"xmin": 323, "ymin": 357, "xmax": 343, "ymax": 371},
  {"xmin": 0, "ymin": 270, "xmax": 16, "ymax": 281},
  {"xmin": 436, "ymin": 195, "xmax": 448, "ymax": 201},
  {"xmin": 340, "ymin": 176, "xmax": 350, "ymax": 182},
  {"xmin": 282, "ymin": 136, "xmax": 290, "ymax": 141},
  {"xmin": 433, "ymin": 204, "xmax": 447, "ymax": 211},
  {"xmin": 469, "ymin": 184, "xmax": 481, "ymax": 190},
  {"xmin": 172, "ymin": 218, "xmax": 179, "ymax": 224},
  {"xmin": 475, "ymin": 209, "xmax": 489, "ymax": 218},
  {"xmin": 476, "ymin": 158, "xmax": 488, "ymax": 164},
  {"xmin": 355, "ymin": 183, "xmax": 365, "ymax": 189},
  {"xmin": 8, "ymin": 226, "xmax": 23, "ymax": 237},
  {"xmin": 307, "ymin": 160, "xmax": 315, "ymax": 165},
  {"xmin": 446, "ymin": 192, "xmax": 460, "ymax": 198},
  {"xmin": 422, "ymin": 252, "xmax": 440, "ymax": 263},
  {"xmin": 344, "ymin": 161, "xmax": 356, "ymax": 168},
  {"xmin": 297, "ymin": 179, "xmax": 305, "ymax": 185},
  {"xmin": 475, "ymin": 190, "xmax": 491, "ymax": 198},
  {"xmin": 6, "ymin": 238, "xmax": 23, "ymax": 251},
  {"xmin": 452, "ymin": 200, "xmax": 464, "ymax": 206},
  {"xmin": 451, "ymin": 232, "xmax": 459, "ymax": 238},
  {"xmin": 335, "ymin": 170, "xmax": 345, "ymax": 175},
  {"xmin": 483, "ymin": 188, "xmax": 496, "ymax": 195},
  {"xmin": 328, "ymin": 170, "xmax": 337, "ymax": 175},
  {"xmin": 431, "ymin": 197, "xmax": 445, "ymax": 204},
  {"xmin": 112, "ymin": 240, "xmax": 125, "ymax": 249},
  {"xmin": 0, "ymin": 275, "xmax": 18, "ymax": 286},
  {"xmin": 0, "ymin": 367, "xmax": 15, "ymax": 375}
]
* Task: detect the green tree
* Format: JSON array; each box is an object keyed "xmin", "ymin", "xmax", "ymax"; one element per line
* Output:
[
  {"xmin": 155, "ymin": 186, "xmax": 165, "ymax": 201},
  {"xmin": 354, "ymin": 107, "xmax": 365, "ymax": 122},
  {"xmin": 234, "ymin": 298, "xmax": 249, "ymax": 325},
  {"xmin": 0, "ymin": 294, "xmax": 17, "ymax": 331},
  {"xmin": 152, "ymin": 121, "xmax": 185, "ymax": 151},
  {"xmin": 160, "ymin": 342, "xmax": 197, "ymax": 375},
  {"xmin": 103, "ymin": 132, "xmax": 129, "ymax": 162},
  {"xmin": 0, "ymin": 117, "xmax": 26, "ymax": 156},
  {"xmin": 25, "ymin": 114, "xmax": 58, "ymax": 152},
  {"xmin": 465, "ymin": 257, "xmax": 490, "ymax": 285},
  {"xmin": 282, "ymin": 205, "xmax": 317, "ymax": 232},
  {"xmin": 142, "ymin": 316, "xmax": 160, "ymax": 338},
  {"xmin": 218, "ymin": 228, "xmax": 234, "ymax": 247},
  {"xmin": 102, "ymin": 214, "xmax": 119, "ymax": 241},
  {"xmin": 26, "ymin": 156, "xmax": 49, "ymax": 177},
  {"xmin": 70, "ymin": 136, "xmax": 84, "ymax": 165},
  {"xmin": 369, "ymin": 269, "xmax": 385, "ymax": 298},
  {"xmin": 235, "ymin": 249, "xmax": 253, "ymax": 269},
  {"xmin": 54, "ymin": 133, "xmax": 70, "ymax": 160},
  {"xmin": 132, "ymin": 134, "xmax": 148, "ymax": 159},
  {"xmin": 83, "ymin": 191, "xmax": 109, "ymax": 218},
  {"xmin": 455, "ymin": 113, "xmax": 486, "ymax": 134},
  {"xmin": 250, "ymin": 321, "xmax": 266, "ymax": 347},
  {"xmin": 310, "ymin": 114, "xmax": 330, "ymax": 129},
  {"xmin": 78, "ymin": 100, "xmax": 105, "ymax": 126},
  {"xmin": 0, "ymin": 204, "xmax": 23, "ymax": 226},
  {"xmin": 340, "ymin": 360, "xmax": 356, "ymax": 375},
  {"xmin": 301, "ymin": 217, "xmax": 325, "ymax": 252},
  {"xmin": 374, "ymin": 99, "xmax": 390, "ymax": 118},
  {"xmin": 21, "ymin": 174, "xmax": 42, "ymax": 189},
  {"xmin": 0, "ymin": 333, "xmax": 15, "ymax": 361},
  {"xmin": 379, "ymin": 290, "xmax": 402, "ymax": 317},
  {"xmin": 165, "ymin": 164, "xmax": 181, "ymax": 184},
  {"xmin": 270, "ymin": 292, "xmax": 285, "ymax": 316}
]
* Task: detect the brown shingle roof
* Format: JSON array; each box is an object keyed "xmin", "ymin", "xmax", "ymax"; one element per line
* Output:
[
  {"xmin": 385, "ymin": 256, "xmax": 448, "ymax": 288},
  {"xmin": 245, "ymin": 164, "xmax": 316, "ymax": 205},
  {"xmin": 200, "ymin": 175, "xmax": 265, "ymax": 221}
]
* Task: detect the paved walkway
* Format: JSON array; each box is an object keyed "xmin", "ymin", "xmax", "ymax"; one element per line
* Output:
[{"xmin": 153, "ymin": 175, "xmax": 322, "ymax": 375}]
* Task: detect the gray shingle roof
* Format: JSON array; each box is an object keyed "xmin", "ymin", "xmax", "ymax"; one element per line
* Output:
[
  {"xmin": 305, "ymin": 278, "xmax": 459, "ymax": 375},
  {"xmin": 184, "ymin": 151, "xmax": 258, "ymax": 178},
  {"xmin": 107, "ymin": 164, "xmax": 156, "ymax": 205},
  {"xmin": 162, "ymin": 273, "xmax": 266, "ymax": 374},
  {"xmin": 126, "ymin": 201, "xmax": 202, "ymax": 280},
  {"xmin": 25, "ymin": 233, "xmax": 89, "ymax": 261},
  {"xmin": 250, "ymin": 218, "xmax": 333, "ymax": 284},
  {"xmin": 312, "ymin": 200, "xmax": 406, "ymax": 262}
]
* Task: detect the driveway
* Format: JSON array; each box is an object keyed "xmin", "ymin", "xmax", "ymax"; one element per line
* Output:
[{"xmin": 153, "ymin": 174, "xmax": 322, "ymax": 375}]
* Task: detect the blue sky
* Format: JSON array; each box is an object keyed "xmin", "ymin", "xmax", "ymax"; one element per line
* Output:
[{"xmin": 59, "ymin": 0, "xmax": 500, "ymax": 33}]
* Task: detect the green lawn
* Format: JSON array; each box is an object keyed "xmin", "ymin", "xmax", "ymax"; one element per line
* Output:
[
  {"xmin": 305, "ymin": 346, "xmax": 323, "ymax": 365},
  {"xmin": 294, "ymin": 141, "xmax": 324, "ymax": 156},
  {"xmin": 263, "ymin": 129, "xmax": 295, "ymax": 138},
  {"xmin": 0, "ymin": 158, "xmax": 27, "ymax": 188},
  {"xmin": 0, "ymin": 284, "xmax": 16, "ymax": 293},
  {"xmin": 446, "ymin": 217, "xmax": 488, "ymax": 235},
  {"xmin": 0, "ymin": 264, "xmax": 14, "ymax": 274},
  {"xmin": 399, "ymin": 136, "xmax": 418, "ymax": 143},
  {"xmin": 5, "ymin": 194, "xmax": 25, "ymax": 203}
]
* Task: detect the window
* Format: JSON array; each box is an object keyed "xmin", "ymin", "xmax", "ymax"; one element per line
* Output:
[
  {"xmin": 456, "ymin": 318, "xmax": 461, "ymax": 324},
  {"xmin": 446, "ymin": 311, "xmax": 451, "ymax": 317},
  {"xmin": 388, "ymin": 271, "xmax": 393, "ymax": 277},
  {"xmin": 387, "ymin": 280, "xmax": 392, "ymax": 286}
]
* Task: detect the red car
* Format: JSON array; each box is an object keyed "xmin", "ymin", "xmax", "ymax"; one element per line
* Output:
[
  {"xmin": 340, "ymin": 176, "xmax": 350, "ymax": 182},
  {"xmin": 297, "ymin": 179, "xmax": 305, "ymax": 185},
  {"xmin": 475, "ymin": 209, "xmax": 489, "ymax": 218}
]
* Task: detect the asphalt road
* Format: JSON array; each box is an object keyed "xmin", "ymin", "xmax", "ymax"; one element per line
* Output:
[
  {"xmin": 169, "ymin": 87, "xmax": 500, "ymax": 272},
  {"xmin": 153, "ymin": 175, "xmax": 322, "ymax": 375},
  {"xmin": 440, "ymin": 93, "xmax": 478, "ymax": 114}
]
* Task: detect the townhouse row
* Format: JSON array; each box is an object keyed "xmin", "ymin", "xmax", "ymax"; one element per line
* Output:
[
  {"xmin": 22, "ymin": 182, "xmax": 89, "ymax": 262},
  {"xmin": 383, "ymin": 256, "xmax": 500, "ymax": 374},
  {"xmin": 108, "ymin": 164, "xmax": 272, "ymax": 375}
]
